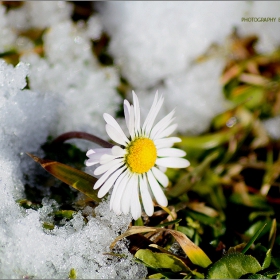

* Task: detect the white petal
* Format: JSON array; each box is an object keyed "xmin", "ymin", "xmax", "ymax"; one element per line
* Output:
[
  {"xmin": 154, "ymin": 137, "xmax": 182, "ymax": 149},
  {"xmin": 94, "ymin": 158, "xmax": 124, "ymax": 176},
  {"xmin": 156, "ymin": 157, "xmax": 190, "ymax": 168},
  {"xmin": 110, "ymin": 170, "xmax": 130, "ymax": 212},
  {"xmin": 86, "ymin": 148, "xmax": 111, "ymax": 158},
  {"xmin": 100, "ymin": 154, "xmax": 122, "ymax": 165},
  {"xmin": 104, "ymin": 113, "xmax": 129, "ymax": 143},
  {"xmin": 150, "ymin": 110, "xmax": 175, "ymax": 139},
  {"xmin": 86, "ymin": 149, "xmax": 95, "ymax": 157},
  {"xmin": 86, "ymin": 150, "xmax": 112, "ymax": 166},
  {"xmin": 132, "ymin": 91, "xmax": 141, "ymax": 136},
  {"xmin": 106, "ymin": 124, "xmax": 127, "ymax": 146},
  {"xmin": 87, "ymin": 153, "xmax": 106, "ymax": 162},
  {"xmin": 121, "ymin": 175, "xmax": 136, "ymax": 215},
  {"xmin": 112, "ymin": 145, "xmax": 126, "ymax": 156},
  {"xmin": 142, "ymin": 91, "xmax": 158, "ymax": 132},
  {"xmin": 93, "ymin": 162, "xmax": 124, "ymax": 190},
  {"xmin": 139, "ymin": 175, "xmax": 154, "ymax": 216},
  {"xmin": 158, "ymin": 166, "xmax": 167, "ymax": 173},
  {"xmin": 87, "ymin": 152, "xmax": 109, "ymax": 162},
  {"xmin": 130, "ymin": 177, "xmax": 142, "ymax": 220},
  {"xmin": 151, "ymin": 167, "xmax": 169, "ymax": 187},
  {"xmin": 143, "ymin": 95, "xmax": 164, "ymax": 136},
  {"xmin": 109, "ymin": 169, "xmax": 128, "ymax": 209},
  {"xmin": 114, "ymin": 174, "xmax": 130, "ymax": 215},
  {"xmin": 157, "ymin": 148, "xmax": 186, "ymax": 157},
  {"xmin": 86, "ymin": 149, "xmax": 112, "ymax": 166},
  {"xmin": 85, "ymin": 158, "xmax": 99, "ymax": 166},
  {"xmin": 154, "ymin": 123, "xmax": 178, "ymax": 140},
  {"xmin": 129, "ymin": 104, "xmax": 135, "ymax": 139},
  {"xmin": 98, "ymin": 166, "xmax": 126, "ymax": 198},
  {"xmin": 146, "ymin": 171, "xmax": 168, "ymax": 207},
  {"xmin": 151, "ymin": 117, "xmax": 175, "ymax": 140},
  {"xmin": 124, "ymin": 99, "xmax": 131, "ymax": 131}
]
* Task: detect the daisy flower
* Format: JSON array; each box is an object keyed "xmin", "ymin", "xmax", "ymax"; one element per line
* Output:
[{"xmin": 86, "ymin": 91, "xmax": 190, "ymax": 220}]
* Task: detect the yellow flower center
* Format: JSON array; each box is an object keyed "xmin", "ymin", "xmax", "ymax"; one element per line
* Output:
[{"xmin": 126, "ymin": 138, "xmax": 157, "ymax": 174}]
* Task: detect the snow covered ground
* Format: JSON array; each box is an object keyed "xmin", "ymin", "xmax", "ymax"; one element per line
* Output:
[{"xmin": 0, "ymin": 1, "xmax": 280, "ymax": 278}]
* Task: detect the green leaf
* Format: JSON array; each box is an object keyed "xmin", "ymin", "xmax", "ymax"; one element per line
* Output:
[
  {"xmin": 155, "ymin": 219, "xmax": 182, "ymax": 228},
  {"xmin": 242, "ymin": 223, "xmax": 267, "ymax": 254},
  {"xmin": 179, "ymin": 131, "xmax": 236, "ymax": 150},
  {"xmin": 43, "ymin": 222, "xmax": 54, "ymax": 230},
  {"xmin": 245, "ymin": 221, "xmax": 270, "ymax": 239},
  {"xmin": 148, "ymin": 273, "xmax": 168, "ymax": 279},
  {"xmin": 26, "ymin": 153, "xmax": 101, "ymax": 202},
  {"xmin": 68, "ymin": 268, "xmax": 77, "ymax": 279},
  {"xmin": 190, "ymin": 170, "xmax": 227, "ymax": 212},
  {"xmin": 207, "ymin": 252, "xmax": 262, "ymax": 279},
  {"xmin": 262, "ymin": 249, "xmax": 272, "ymax": 270},
  {"xmin": 148, "ymin": 272, "xmax": 180, "ymax": 279},
  {"xmin": 187, "ymin": 210, "xmax": 217, "ymax": 226},
  {"xmin": 134, "ymin": 217, "xmax": 144, "ymax": 226},
  {"xmin": 167, "ymin": 151, "xmax": 220, "ymax": 198},
  {"xmin": 16, "ymin": 198, "xmax": 40, "ymax": 210},
  {"xmin": 247, "ymin": 273, "xmax": 269, "ymax": 279},
  {"xmin": 53, "ymin": 210, "xmax": 77, "ymax": 220},
  {"xmin": 110, "ymin": 226, "xmax": 212, "ymax": 268},
  {"xmin": 230, "ymin": 193, "xmax": 270, "ymax": 209},
  {"xmin": 229, "ymin": 85, "xmax": 265, "ymax": 110},
  {"xmin": 269, "ymin": 219, "xmax": 277, "ymax": 249},
  {"xmin": 177, "ymin": 226, "xmax": 195, "ymax": 239},
  {"xmin": 135, "ymin": 249, "xmax": 189, "ymax": 272},
  {"xmin": 177, "ymin": 107, "xmax": 253, "ymax": 155},
  {"xmin": 249, "ymin": 211, "xmax": 274, "ymax": 222},
  {"xmin": 264, "ymin": 269, "xmax": 280, "ymax": 278}
]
